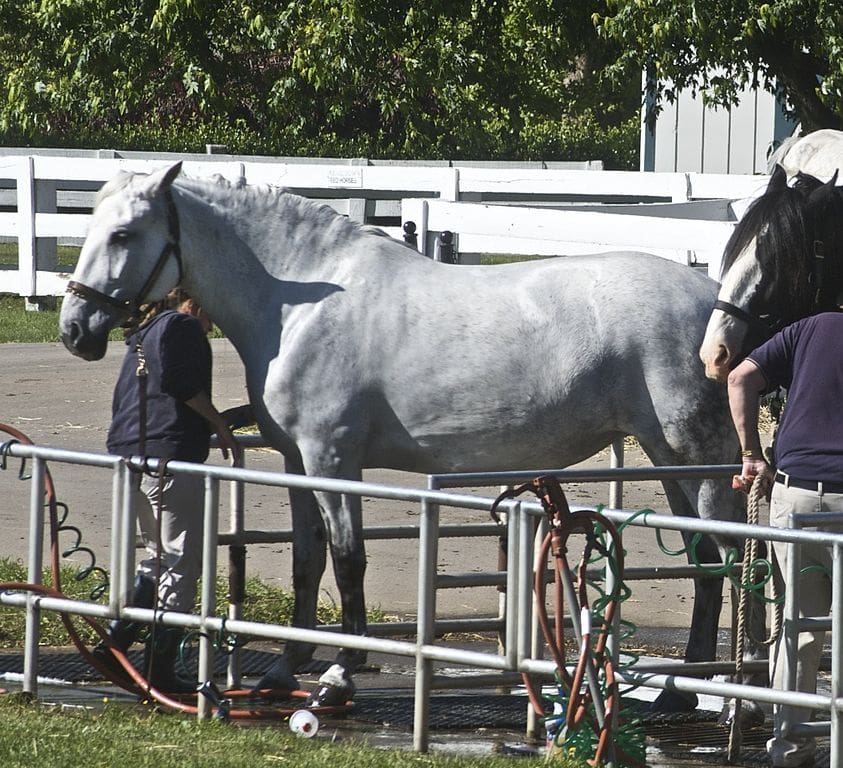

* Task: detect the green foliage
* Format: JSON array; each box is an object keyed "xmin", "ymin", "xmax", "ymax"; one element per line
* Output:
[
  {"xmin": 0, "ymin": 2, "xmax": 640, "ymax": 168},
  {"xmin": 594, "ymin": 0, "xmax": 843, "ymax": 131}
]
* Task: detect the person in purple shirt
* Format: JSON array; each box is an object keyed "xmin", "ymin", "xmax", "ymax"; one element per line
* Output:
[
  {"xmin": 729, "ymin": 311, "xmax": 843, "ymax": 768},
  {"xmin": 94, "ymin": 287, "xmax": 245, "ymax": 694}
]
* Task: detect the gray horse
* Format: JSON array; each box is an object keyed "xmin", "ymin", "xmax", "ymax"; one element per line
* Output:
[{"xmin": 59, "ymin": 162, "xmax": 757, "ymax": 711}]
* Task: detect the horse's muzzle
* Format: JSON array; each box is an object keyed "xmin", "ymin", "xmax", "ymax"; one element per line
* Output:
[{"xmin": 60, "ymin": 323, "xmax": 108, "ymax": 361}]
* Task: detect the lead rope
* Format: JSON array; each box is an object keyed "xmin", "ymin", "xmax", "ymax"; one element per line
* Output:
[
  {"xmin": 728, "ymin": 474, "xmax": 782, "ymax": 762},
  {"xmin": 135, "ymin": 337, "xmax": 148, "ymax": 456}
]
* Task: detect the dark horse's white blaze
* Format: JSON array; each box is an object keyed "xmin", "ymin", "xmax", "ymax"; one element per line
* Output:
[{"xmin": 61, "ymin": 163, "xmax": 761, "ymax": 711}]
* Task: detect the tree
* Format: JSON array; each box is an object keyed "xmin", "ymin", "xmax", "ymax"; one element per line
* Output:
[
  {"xmin": 0, "ymin": 1, "xmax": 638, "ymax": 163},
  {"xmin": 594, "ymin": 0, "xmax": 843, "ymax": 132}
]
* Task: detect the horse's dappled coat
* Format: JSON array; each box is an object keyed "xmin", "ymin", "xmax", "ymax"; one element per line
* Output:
[{"xmin": 60, "ymin": 163, "xmax": 759, "ymax": 710}]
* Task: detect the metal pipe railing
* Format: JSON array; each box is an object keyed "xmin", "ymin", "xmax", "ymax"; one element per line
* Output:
[{"xmin": 2, "ymin": 438, "xmax": 842, "ymax": 763}]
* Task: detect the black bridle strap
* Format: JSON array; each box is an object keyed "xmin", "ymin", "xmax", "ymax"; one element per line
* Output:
[
  {"xmin": 65, "ymin": 279, "xmax": 133, "ymax": 315},
  {"xmin": 713, "ymin": 299, "xmax": 780, "ymax": 340},
  {"xmin": 65, "ymin": 190, "xmax": 183, "ymax": 322},
  {"xmin": 714, "ymin": 299, "xmax": 761, "ymax": 327}
]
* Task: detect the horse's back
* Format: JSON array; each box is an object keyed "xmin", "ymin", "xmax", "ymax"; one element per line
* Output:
[
  {"xmin": 771, "ymin": 129, "xmax": 843, "ymax": 180},
  {"xmin": 309, "ymin": 249, "xmax": 725, "ymax": 473}
]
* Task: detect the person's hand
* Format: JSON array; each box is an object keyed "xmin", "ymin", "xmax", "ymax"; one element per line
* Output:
[
  {"xmin": 732, "ymin": 456, "xmax": 773, "ymax": 498},
  {"xmin": 215, "ymin": 422, "xmax": 242, "ymax": 466},
  {"xmin": 220, "ymin": 404, "xmax": 255, "ymax": 430}
]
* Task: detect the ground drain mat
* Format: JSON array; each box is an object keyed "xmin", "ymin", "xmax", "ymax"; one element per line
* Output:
[
  {"xmin": 352, "ymin": 693, "xmax": 529, "ymax": 730},
  {"xmin": 644, "ymin": 718, "xmax": 830, "ymax": 768},
  {"xmin": 0, "ymin": 648, "xmax": 327, "ymax": 683}
]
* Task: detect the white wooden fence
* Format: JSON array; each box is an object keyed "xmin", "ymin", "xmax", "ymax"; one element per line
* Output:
[{"xmin": 0, "ymin": 153, "xmax": 772, "ymax": 298}]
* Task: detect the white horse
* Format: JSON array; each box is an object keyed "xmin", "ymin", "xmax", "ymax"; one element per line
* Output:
[
  {"xmin": 60, "ymin": 163, "xmax": 759, "ymax": 711},
  {"xmin": 768, "ymin": 128, "xmax": 843, "ymax": 181}
]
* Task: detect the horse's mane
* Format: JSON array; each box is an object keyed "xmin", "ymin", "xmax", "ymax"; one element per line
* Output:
[
  {"xmin": 721, "ymin": 168, "xmax": 843, "ymax": 321},
  {"xmin": 175, "ymin": 173, "xmax": 371, "ymax": 241},
  {"xmin": 95, "ymin": 170, "xmax": 135, "ymax": 208},
  {"xmin": 720, "ymin": 171, "xmax": 816, "ymax": 311},
  {"xmin": 97, "ymin": 168, "xmax": 374, "ymax": 246}
]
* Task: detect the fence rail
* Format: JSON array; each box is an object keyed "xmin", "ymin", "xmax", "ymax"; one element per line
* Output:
[
  {"xmin": 0, "ymin": 152, "xmax": 771, "ymax": 298},
  {"xmin": 2, "ymin": 438, "xmax": 841, "ymax": 761}
]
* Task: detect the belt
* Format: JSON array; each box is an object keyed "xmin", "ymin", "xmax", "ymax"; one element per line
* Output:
[{"xmin": 775, "ymin": 471, "xmax": 843, "ymax": 494}]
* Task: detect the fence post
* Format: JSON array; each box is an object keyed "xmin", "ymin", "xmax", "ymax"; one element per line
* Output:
[
  {"xmin": 17, "ymin": 156, "xmax": 58, "ymax": 308},
  {"xmin": 413, "ymin": 486, "xmax": 441, "ymax": 752},
  {"xmin": 197, "ymin": 475, "xmax": 220, "ymax": 720},
  {"xmin": 227, "ymin": 452, "xmax": 246, "ymax": 690},
  {"xmin": 23, "ymin": 456, "xmax": 46, "ymax": 696},
  {"xmin": 401, "ymin": 199, "xmax": 429, "ymax": 255},
  {"xmin": 609, "ymin": 438, "xmax": 624, "ymax": 508}
]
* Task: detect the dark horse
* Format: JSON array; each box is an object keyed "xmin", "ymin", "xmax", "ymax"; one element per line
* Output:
[{"xmin": 700, "ymin": 165, "xmax": 843, "ymax": 380}]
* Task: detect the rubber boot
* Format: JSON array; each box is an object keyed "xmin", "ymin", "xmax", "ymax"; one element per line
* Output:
[
  {"xmin": 91, "ymin": 575, "xmax": 155, "ymax": 680},
  {"xmin": 143, "ymin": 627, "xmax": 197, "ymax": 695}
]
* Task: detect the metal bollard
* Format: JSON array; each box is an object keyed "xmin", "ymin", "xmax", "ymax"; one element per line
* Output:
[
  {"xmin": 403, "ymin": 220, "xmax": 418, "ymax": 248},
  {"xmin": 438, "ymin": 230, "xmax": 456, "ymax": 263}
]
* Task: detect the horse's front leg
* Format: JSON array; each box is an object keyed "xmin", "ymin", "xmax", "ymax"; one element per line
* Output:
[
  {"xmin": 253, "ymin": 464, "xmax": 327, "ymax": 694},
  {"xmin": 649, "ymin": 528, "xmax": 724, "ymax": 714},
  {"xmin": 305, "ymin": 486, "xmax": 367, "ymax": 708}
]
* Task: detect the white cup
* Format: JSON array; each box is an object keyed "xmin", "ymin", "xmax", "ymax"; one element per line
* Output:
[{"xmin": 289, "ymin": 709, "xmax": 319, "ymax": 738}]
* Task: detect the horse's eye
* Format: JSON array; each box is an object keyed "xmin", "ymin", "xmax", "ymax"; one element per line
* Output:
[{"xmin": 109, "ymin": 230, "xmax": 130, "ymax": 246}]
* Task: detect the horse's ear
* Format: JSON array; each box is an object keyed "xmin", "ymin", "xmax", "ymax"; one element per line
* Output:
[
  {"xmin": 826, "ymin": 169, "xmax": 839, "ymax": 188},
  {"xmin": 142, "ymin": 162, "xmax": 183, "ymax": 198},
  {"xmin": 769, "ymin": 163, "xmax": 788, "ymax": 189}
]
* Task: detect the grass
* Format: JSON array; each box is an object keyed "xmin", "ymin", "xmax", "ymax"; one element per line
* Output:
[
  {"xmin": 0, "ymin": 556, "xmax": 591, "ymax": 767},
  {"xmin": 0, "ymin": 294, "xmax": 74, "ymax": 343},
  {"xmin": 0, "ymin": 243, "xmax": 79, "ymax": 342},
  {"xmin": 0, "ymin": 695, "xmax": 570, "ymax": 768}
]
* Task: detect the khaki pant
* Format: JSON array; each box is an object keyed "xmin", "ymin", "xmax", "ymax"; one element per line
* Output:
[
  {"xmin": 133, "ymin": 471, "xmax": 205, "ymax": 613},
  {"xmin": 767, "ymin": 479, "xmax": 843, "ymax": 767}
]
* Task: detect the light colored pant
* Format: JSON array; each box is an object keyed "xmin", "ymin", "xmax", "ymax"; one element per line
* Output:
[
  {"xmin": 133, "ymin": 472, "xmax": 205, "ymax": 613},
  {"xmin": 767, "ymin": 479, "xmax": 843, "ymax": 767}
]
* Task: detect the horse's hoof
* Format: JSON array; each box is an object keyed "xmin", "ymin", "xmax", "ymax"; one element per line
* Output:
[
  {"xmin": 305, "ymin": 678, "xmax": 355, "ymax": 708},
  {"xmin": 717, "ymin": 701, "xmax": 765, "ymax": 730},
  {"xmin": 647, "ymin": 689, "xmax": 699, "ymax": 714},
  {"xmin": 249, "ymin": 659, "xmax": 299, "ymax": 698},
  {"xmin": 304, "ymin": 663, "xmax": 356, "ymax": 708}
]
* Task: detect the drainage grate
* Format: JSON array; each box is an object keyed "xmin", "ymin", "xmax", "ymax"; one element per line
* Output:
[{"xmin": 353, "ymin": 693, "xmax": 530, "ymax": 730}]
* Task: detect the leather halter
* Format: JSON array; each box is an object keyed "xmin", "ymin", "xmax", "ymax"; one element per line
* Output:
[
  {"xmin": 712, "ymin": 299, "xmax": 780, "ymax": 341},
  {"xmin": 715, "ymin": 236, "xmax": 836, "ymax": 344},
  {"xmin": 65, "ymin": 191, "xmax": 183, "ymax": 327}
]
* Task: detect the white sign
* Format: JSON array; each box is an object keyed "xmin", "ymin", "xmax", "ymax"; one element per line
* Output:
[{"xmin": 325, "ymin": 167, "xmax": 364, "ymax": 188}]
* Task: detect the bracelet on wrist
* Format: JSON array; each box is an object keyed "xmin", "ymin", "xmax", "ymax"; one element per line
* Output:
[{"xmin": 741, "ymin": 449, "xmax": 762, "ymax": 459}]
